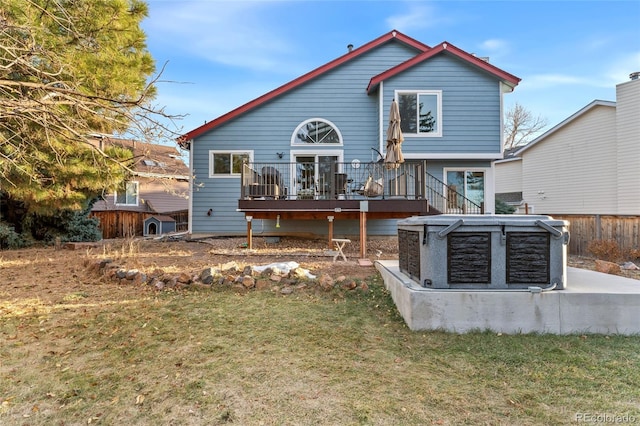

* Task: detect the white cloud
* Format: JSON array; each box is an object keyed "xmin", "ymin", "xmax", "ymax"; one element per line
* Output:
[
  {"xmin": 145, "ymin": 1, "xmax": 296, "ymax": 72},
  {"xmin": 478, "ymin": 38, "xmax": 510, "ymax": 60},
  {"xmin": 386, "ymin": 3, "xmax": 442, "ymax": 31},
  {"xmin": 480, "ymin": 38, "xmax": 508, "ymax": 52},
  {"xmin": 521, "ymin": 50, "xmax": 640, "ymax": 92},
  {"xmin": 520, "ymin": 74, "xmax": 599, "ymax": 91},
  {"xmin": 604, "ymin": 51, "xmax": 640, "ymax": 84}
]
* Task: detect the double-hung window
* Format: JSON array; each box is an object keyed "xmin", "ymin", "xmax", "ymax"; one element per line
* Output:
[
  {"xmin": 115, "ymin": 181, "xmax": 139, "ymax": 206},
  {"xmin": 209, "ymin": 151, "xmax": 251, "ymax": 177},
  {"xmin": 397, "ymin": 90, "xmax": 442, "ymax": 137}
]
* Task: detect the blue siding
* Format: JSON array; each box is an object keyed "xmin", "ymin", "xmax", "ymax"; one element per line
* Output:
[
  {"xmin": 191, "ymin": 42, "xmax": 420, "ymax": 235},
  {"xmin": 190, "ymin": 41, "xmax": 505, "ymax": 236},
  {"xmin": 383, "ymin": 54, "xmax": 502, "ymax": 154}
]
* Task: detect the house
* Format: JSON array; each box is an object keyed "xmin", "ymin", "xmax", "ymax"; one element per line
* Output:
[
  {"xmin": 496, "ymin": 75, "xmax": 640, "ymax": 216},
  {"xmin": 90, "ymin": 136, "xmax": 190, "ymax": 238},
  {"xmin": 179, "ymin": 30, "xmax": 521, "ymax": 257},
  {"xmin": 495, "ymin": 75, "xmax": 640, "ymax": 255}
]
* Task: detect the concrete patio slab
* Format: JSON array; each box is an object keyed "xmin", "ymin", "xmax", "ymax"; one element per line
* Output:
[{"xmin": 375, "ymin": 261, "xmax": 640, "ymax": 335}]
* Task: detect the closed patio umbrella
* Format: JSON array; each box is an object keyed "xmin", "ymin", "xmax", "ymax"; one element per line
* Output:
[
  {"xmin": 385, "ymin": 99, "xmax": 405, "ymax": 196},
  {"xmin": 385, "ymin": 99, "xmax": 404, "ymax": 170}
]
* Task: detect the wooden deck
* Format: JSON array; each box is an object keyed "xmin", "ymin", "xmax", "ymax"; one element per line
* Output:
[{"xmin": 238, "ymin": 198, "xmax": 433, "ymax": 258}]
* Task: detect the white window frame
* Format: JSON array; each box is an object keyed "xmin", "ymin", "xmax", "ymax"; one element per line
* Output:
[
  {"xmin": 291, "ymin": 118, "xmax": 344, "ymax": 146},
  {"xmin": 209, "ymin": 150, "xmax": 253, "ymax": 178},
  {"xmin": 114, "ymin": 181, "xmax": 139, "ymax": 206},
  {"xmin": 443, "ymin": 168, "xmax": 489, "ymax": 207},
  {"xmin": 395, "ymin": 90, "xmax": 442, "ymax": 138},
  {"xmin": 290, "ymin": 149, "xmax": 344, "ymax": 198}
]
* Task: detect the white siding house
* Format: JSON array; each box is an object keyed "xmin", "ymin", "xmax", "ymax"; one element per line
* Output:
[
  {"xmin": 495, "ymin": 76, "xmax": 639, "ymax": 216},
  {"xmin": 616, "ymin": 78, "xmax": 640, "ymax": 214}
]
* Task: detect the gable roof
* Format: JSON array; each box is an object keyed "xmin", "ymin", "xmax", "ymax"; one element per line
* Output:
[
  {"xmin": 512, "ymin": 100, "xmax": 616, "ymax": 156},
  {"xmin": 88, "ymin": 135, "xmax": 190, "ymax": 180},
  {"xmin": 367, "ymin": 41, "xmax": 520, "ymax": 93},
  {"xmin": 178, "ymin": 32, "xmax": 521, "ymax": 145},
  {"xmin": 178, "ymin": 30, "xmax": 429, "ymax": 145},
  {"xmin": 145, "ymin": 215, "xmax": 177, "ymax": 223}
]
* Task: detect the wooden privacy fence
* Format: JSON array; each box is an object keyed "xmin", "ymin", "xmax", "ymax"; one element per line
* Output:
[
  {"xmin": 91, "ymin": 210, "xmax": 188, "ymax": 239},
  {"xmin": 551, "ymin": 215, "xmax": 640, "ymax": 257}
]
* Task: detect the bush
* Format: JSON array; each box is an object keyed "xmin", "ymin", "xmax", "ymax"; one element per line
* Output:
[
  {"xmin": 495, "ymin": 199, "xmax": 516, "ymax": 214},
  {"xmin": 587, "ymin": 239, "xmax": 623, "ymax": 262},
  {"xmin": 0, "ymin": 222, "xmax": 28, "ymax": 249},
  {"xmin": 26, "ymin": 204, "xmax": 102, "ymax": 244},
  {"xmin": 59, "ymin": 209, "xmax": 102, "ymax": 242}
]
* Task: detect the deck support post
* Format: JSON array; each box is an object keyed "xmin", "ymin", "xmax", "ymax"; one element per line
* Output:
[
  {"xmin": 327, "ymin": 216, "xmax": 334, "ymax": 249},
  {"xmin": 359, "ymin": 211, "xmax": 367, "ymax": 259},
  {"xmin": 246, "ymin": 216, "xmax": 253, "ymax": 250},
  {"xmin": 359, "ymin": 201, "xmax": 368, "ymax": 259}
]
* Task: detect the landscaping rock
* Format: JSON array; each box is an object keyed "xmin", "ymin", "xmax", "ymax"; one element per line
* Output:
[
  {"xmin": 291, "ymin": 267, "xmax": 310, "ymax": 279},
  {"xmin": 318, "ymin": 274, "xmax": 334, "ymax": 291},
  {"xmin": 199, "ymin": 267, "xmax": 217, "ymax": 284},
  {"xmin": 595, "ymin": 260, "xmax": 621, "ymax": 275},
  {"xmin": 242, "ymin": 276, "xmax": 255, "ymax": 289},
  {"xmin": 341, "ymin": 280, "xmax": 357, "ymax": 290},
  {"xmin": 131, "ymin": 272, "xmax": 147, "ymax": 286},
  {"xmin": 177, "ymin": 272, "xmax": 191, "ymax": 284},
  {"xmin": 255, "ymin": 279, "xmax": 271, "ymax": 290},
  {"xmin": 164, "ymin": 277, "xmax": 178, "ymax": 288},
  {"xmin": 86, "ymin": 251, "xmax": 374, "ymax": 295}
]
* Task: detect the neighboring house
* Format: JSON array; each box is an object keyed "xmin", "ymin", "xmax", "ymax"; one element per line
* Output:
[
  {"xmin": 90, "ymin": 136, "xmax": 190, "ymax": 238},
  {"xmin": 179, "ymin": 30, "xmax": 520, "ymax": 256},
  {"xmin": 495, "ymin": 75, "xmax": 640, "ymax": 256},
  {"xmin": 495, "ymin": 75, "xmax": 640, "ymax": 216}
]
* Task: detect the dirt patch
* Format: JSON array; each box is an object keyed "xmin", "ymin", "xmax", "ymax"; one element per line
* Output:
[
  {"xmin": 1, "ymin": 236, "xmax": 638, "ymax": 304},
  {"xmin": 0, "ymin": 237, "xmax": 390, "ymax": 303}
]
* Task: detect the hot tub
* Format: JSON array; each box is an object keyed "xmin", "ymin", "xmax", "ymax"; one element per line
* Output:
[{"xmin": 397, "ymin": 215, "xmax": 570, "ymax": 290}]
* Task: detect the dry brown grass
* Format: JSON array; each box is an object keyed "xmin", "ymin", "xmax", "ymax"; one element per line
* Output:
[{"xmin": 1, "ymin": 238, "xmax": 639, "ymax": 425}]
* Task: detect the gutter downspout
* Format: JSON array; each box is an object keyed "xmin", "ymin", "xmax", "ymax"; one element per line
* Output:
[{"xmin": 187, "ymin": 140, "xmax": 194, "ymax": 237}]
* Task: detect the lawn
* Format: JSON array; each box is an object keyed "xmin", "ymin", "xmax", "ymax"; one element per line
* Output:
[{"xmin": 1, "ymin": 242, "xmax": 639, "ymax": 425}]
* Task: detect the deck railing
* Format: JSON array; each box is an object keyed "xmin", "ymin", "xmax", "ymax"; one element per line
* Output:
[
  {"xmin": 241, "ymin": 160, "xmax": 483, "ymax": 213},
  {"xmin": 242, "ymin": 161, "xmax": 425, "ymax": 200},
  {"xmin": 424, "ymin": 173, "xmax": 484, "ymax": 214}
]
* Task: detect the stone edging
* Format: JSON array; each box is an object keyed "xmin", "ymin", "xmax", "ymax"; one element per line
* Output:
[{"xmin": 85, "ymin": 258, "xmax": 370, "ymax": 294}]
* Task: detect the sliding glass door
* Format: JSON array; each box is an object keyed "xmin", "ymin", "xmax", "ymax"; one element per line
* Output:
[
  {"xmin": 446, "ymin": 170, "xmax": 485, "ymax": 208},
  {"xmin": 293, "ymin": 152, "xmax": 341, "ymax": 199}
]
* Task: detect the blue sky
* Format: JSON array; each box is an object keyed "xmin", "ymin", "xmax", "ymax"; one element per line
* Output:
[{"xmin": 141, "ymin": 0, "xmax": 640, "ymax": 138}]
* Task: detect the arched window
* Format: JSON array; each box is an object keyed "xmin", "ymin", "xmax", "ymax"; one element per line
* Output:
[{"xmin": 291, "ymin": 118, "xmax": 343, "ymax": 145}]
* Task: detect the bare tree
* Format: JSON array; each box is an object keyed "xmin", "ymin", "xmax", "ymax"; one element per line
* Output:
[{"xmin": 504, "ymin": 102, "xmax": 548, "ymax": 150}]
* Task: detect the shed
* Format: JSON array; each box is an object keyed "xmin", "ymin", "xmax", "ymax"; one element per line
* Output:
[{"xmin": 144, "ymin": 215, "xmax": 176, "ymax": 236}]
